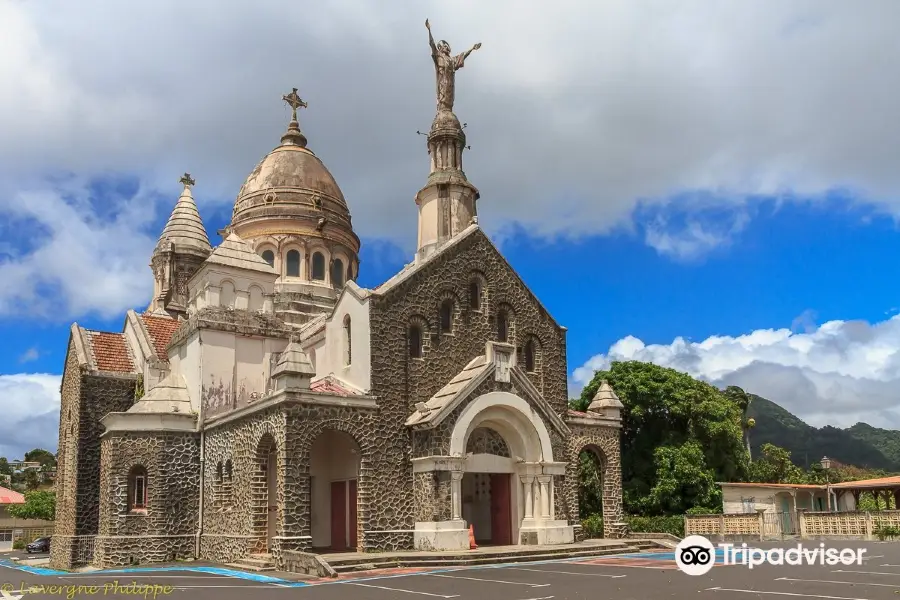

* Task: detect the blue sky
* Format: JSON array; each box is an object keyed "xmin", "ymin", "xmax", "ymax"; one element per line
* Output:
[{"xmin": 2, "ymin": 1, "xmax": 900, "ymax": 459}]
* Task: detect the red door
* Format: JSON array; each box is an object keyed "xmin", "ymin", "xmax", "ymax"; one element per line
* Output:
[
  {"xmin": 490, "ymin": 474, "xmax": 512, "ymax": 545},
  {"xmin": 330, "ymin": 481, "xmax": 347, "ymax": 551},
  {"xmin": 348, "ymin": 479, "xmax": 358, "ymax": 550}
]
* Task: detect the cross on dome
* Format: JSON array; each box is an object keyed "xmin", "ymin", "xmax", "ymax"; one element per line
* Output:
[{"xmin": 282, "ymin": 88, "xmax": 308, "ymax": 123}]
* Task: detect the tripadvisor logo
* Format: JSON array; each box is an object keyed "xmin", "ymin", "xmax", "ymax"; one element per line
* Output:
[{"xmin": 675, "ymin": 535, "xmax": 867, "ymax": 576}]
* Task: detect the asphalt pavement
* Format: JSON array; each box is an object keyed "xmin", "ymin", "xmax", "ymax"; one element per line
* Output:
[{"xmin": 2, "ymin": 539, "xmax": 898, "ymax": 599}]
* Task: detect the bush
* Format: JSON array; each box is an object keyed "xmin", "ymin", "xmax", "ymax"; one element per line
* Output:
[
  {"xmin": 686, "ymin": 506, "xmax": 721, "ymax": 515},
  {"xmin": 626, "ymin": 515, "xmax": 685, "ymax": 537},
  {"xmin": 12, "ymin": 539, "xmax": 24, "ymax": 550},
  {"xmin": 874, "ymin": 523, "xmax": 900, "ymax": 541},
  {"xmin": 581, "ymin": 514, "xmax": 603, "ymax": 538}
]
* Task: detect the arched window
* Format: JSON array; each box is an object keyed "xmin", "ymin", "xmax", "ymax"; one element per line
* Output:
[
  {"xmin": 311, "ymin": 252, "xmax": 326, "ymax": 281},
  {"xmin": 127, "ymin": 465, "xmax": 148, "ymax": 511},
  {"xmin": 524, "ymin": 339, "xmax": 535, "ymax": 372},
  {"xmin": 286, "ymin": 250, "xmax": 300, "ymax": 277},
  {"xmin": 343, "ymin": 315, "xmax": 352, "ymax": 366},
  {"xmin": 409, "ymin": 325, "xmax": 423, "ymax": 359},
  {"xmin": 440, "ymin": 299, "xmax": 454, "ymax": 333},
  {"xmin": 261, "ymin": 250, "xmax": 275, "ymax": 268},
  {"xmin": 332, "ymin": 258, "xmax": 345, "ymax": 287},
  {"xmin": 224, "ymin": 460, "xmax": 233, "ymax": 505},
  {"xmin": 497, "ymin": 310, "xmax": 509, "ymax": 342},
  {"xmin": 469, "ymin": 281, "xmax": 481, "ymax": 310}
]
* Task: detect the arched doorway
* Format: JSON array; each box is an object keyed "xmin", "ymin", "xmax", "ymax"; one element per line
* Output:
[
  {"xmin": 449, "ymin": 391, "xmax": 566, "ymax": 547},
  {"xmin": 463, "ymin": 427, "xmax": 514, "ymax": 545},
  {"xmin": 578, "ymin": 446, "xmax": 605, "ymax": 535},
  {"xmin": 310, "ymin": 430, "xmax": 360, "ymax": 551},
  {"xmin": 251, "ymin": 433, "xmax": 278, "ymax": 553}
]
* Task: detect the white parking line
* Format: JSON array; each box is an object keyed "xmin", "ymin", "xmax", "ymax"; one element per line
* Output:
[
  {"xmin": 506, "ymin": 567, "xmax": 625, "ymax": 578},
  {"xmin": 833, "ymin": 569, "xmax": 900, "ymax": 576},
  {"xmin": 350, "ymin": 582, "xmax": 459, "ymax": 597},
  {"xmin": 430, "ymin": 573, "xmax": 550, "ymax": 587},
  {"xmin": 776, "ymin": 577, "xmax": 900, "ymax": 589},
  {"xmin": 706, "ymin": 587, "xmax": 869, "ymax": 599}
]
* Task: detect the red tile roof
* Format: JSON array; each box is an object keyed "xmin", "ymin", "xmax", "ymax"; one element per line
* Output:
[
  {"xmin": 0, "ymin": 486, "xmax": 25, "ymax": 504},
  {"xmin": 310, "ymin": 377, "xmax": 360, "ymax": 397},
  {"xmin": 568, "ymin": 409, "xmax": 590, "ymax": 418},
  {"xmin": 831, "ymin": 475, "xmax": 900, "ymax": 489},
  {"xmin": 719, "ymin": 482, "xmax": 825, "ymax": 490},
  {"xmin": 141, "ymin": 313, "xmax": 180, "ymax": 360},
  {"xmin": 85, "ymin": 330, "xmax": 135, "ymax": 373}
]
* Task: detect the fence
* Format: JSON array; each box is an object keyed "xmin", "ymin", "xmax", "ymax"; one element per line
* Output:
[
  {"xmin": 72, "ymin": 535, "xmax": 96, "ymax": 566},
  {"xmin": 686, "ymin": 509, "xmax": 900, "ymax": 541}
]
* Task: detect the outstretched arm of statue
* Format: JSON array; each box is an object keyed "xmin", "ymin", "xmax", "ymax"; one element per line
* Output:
[
  {"xmin": 426, "ymin": 19, "xmax": 438, "ymax": 54},
  {"xmin": 457, "ymin": 43, "xmax": 482, "ymax": 67}
]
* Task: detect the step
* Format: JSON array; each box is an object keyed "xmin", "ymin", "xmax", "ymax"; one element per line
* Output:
[
  {"xmin": 329, "ymin": 544, "xmax": 644, "ymax": 573},
  {"xmin": 326, "ymin": 541, "xmax": 634, "ymax": 568}
]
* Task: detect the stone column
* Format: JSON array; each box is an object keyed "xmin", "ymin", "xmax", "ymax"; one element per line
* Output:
[
  {"xmin": 538, "ymin": 476, "xmax": 551, "ymax": 519},
  {"xmin": 521, "ymin": 475, "xmax": 535, "ymax": 520},
  {"xmin": 450, "ymin": 471, "xmax": 463, "ymax": 521}
]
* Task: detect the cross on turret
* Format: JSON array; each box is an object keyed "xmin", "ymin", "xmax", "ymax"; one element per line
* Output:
[
  {"xmin": 179, "ymin": 173, "xmax": 195, "ymax": 187},
  {"xmin": 282, "ymin": 88, "xmax": 308, "ymax": 122}
]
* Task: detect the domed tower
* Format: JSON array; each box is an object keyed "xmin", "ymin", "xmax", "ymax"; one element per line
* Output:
[
  {"xmin": 229, "ymin": 88, "xmax": 361, "ymax": 327},
  {"xmin": 148, "ymin": 173, "xmax": 212, "ymax": 317}
]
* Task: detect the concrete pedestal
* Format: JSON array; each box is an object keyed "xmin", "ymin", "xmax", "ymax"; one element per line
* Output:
[{"xmin": 413, "ymin": 520, "xmax": 470, "ymax": 551}]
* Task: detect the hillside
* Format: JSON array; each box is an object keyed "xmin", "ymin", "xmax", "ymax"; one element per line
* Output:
[{"xmin": 747, "ymin": 395, "xmax": 900, "ymax": 471}]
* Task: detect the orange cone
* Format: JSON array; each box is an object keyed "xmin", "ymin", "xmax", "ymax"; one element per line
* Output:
[{"xmin": 468, "ymin": 525, "xmax": 477, "ymax": 550}]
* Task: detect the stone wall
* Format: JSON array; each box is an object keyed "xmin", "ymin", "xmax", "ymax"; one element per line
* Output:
[
  {"xmin": 563, "ymin": 423, "xmax": 624, "ymax": 539},
  {"xmin": 51, "ymin": 358, "xmax": 138, "ymax": 570},
  {"xmin": 94, "ymin": 431, "xmax": 200, "ymax": 567}
]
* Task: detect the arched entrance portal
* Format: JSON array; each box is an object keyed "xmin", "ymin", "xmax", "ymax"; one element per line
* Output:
[
  {"xmin": 578, "ymin": 446, "xmax": 605, "ymax": 533},
  {"xmin": 251, "ymin": 433, "xmax": 278, "ymax": 553},
  {"xmin": 310, "ymin": 430, "xmax": 360, "ymax": 551},
  {"xmin": 451, "ymin": 392, "xmax": 572, "ymax": 547},
  {"xmin": 462, "ymin": 427, "xmax": 514, "ymax": 545}
]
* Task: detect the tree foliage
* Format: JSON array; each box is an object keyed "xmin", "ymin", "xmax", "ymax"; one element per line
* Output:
[
  {"xmin": 573, "ymin": 361, "xmax": 750, "ymax": 515},
  {"xmin": 8, "ymin": 491, "xmax": 56, "ymax": 521},
  {"xmin": 0, "ymin": 458, "xmax": 10, "ymax": 476},
  {"xmin": 748, "ymin": 443, "xmax": 807, "ymax": 484},
  {"xmin": 24, "ymin": 449, "xmax": 56, "ymax": 467}
]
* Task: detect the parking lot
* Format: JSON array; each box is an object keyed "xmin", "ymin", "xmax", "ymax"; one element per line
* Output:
[{"xmin": 3, "ymin": 540, "xmax": 900, "ymax": 599}]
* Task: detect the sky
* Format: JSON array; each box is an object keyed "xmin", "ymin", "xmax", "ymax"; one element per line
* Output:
[{"xmin": 1, "ymin": 0, "xmax": 900, "ymax": 459}]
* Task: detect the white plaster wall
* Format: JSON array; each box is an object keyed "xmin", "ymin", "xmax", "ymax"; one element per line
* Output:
[
  {"xmin": 188, "ymin": 264, "xmax": 276, "ymax": 313},
  {"xmin": 309, "ymin": 430, "xmax": 360, "ymax": 548},
  {"xmin": 235, "ymin": 337, "xmax": 265, "ymax": 403},
  {"xmin": 320, "ymin": 291, "xmax": 370, "ymax": 391},
  {"xmin": 175, "ymin": 331, "xmax": 202, "ymax": 414}
]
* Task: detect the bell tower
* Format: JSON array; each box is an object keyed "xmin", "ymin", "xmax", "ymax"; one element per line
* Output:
[{"xmin": 416, "ymin": 19, "xmax": 482, "ymax": 261}]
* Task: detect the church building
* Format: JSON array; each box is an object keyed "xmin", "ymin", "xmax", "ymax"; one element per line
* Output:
[{"xmin": 50, "ymin": 28, "xmax": 624, "ymax": 571}]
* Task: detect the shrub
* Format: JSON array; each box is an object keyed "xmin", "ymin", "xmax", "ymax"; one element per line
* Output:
[
  {"xmin": 626, "ymin": 515, "xmax": 685, "ymax": 537},
  {"xmin": 686, "ymin": 506, "xmax": 721, "ymax": 515},
  {"xmin": 874, "ymin": 523, "xmax": 900, "ymax": 541},
  {"xmin": 12, "ymin": 539, "xmax": 24, "ymax": 550},
  {"xmin": 581, "ymin": 514, "xmax": 604, "ymax": 538}
]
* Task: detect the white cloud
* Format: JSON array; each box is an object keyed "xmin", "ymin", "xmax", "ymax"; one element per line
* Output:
[
  {"xmin": 0, "ymin": 178, "xmax": 158, "ymax": 319},
  {"xmin": 0, "ymin": 374, "xmax": 60, "ymax": 460},
  {"xmin": 18, "ymin": 348, "xmax": 39, "ymax": 363},
  {"xmin": 571, "ymin": 314, "xmax": 900, "ymax": 429},
  {"xmin": 1, "ymin": 1, "xmax": 900, "ymax": 317}
]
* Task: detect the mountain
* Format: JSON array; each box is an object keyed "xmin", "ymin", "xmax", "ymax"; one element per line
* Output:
[{"xmin": 746, "ymin": 395, "xmax": 900, "ymax": 472}]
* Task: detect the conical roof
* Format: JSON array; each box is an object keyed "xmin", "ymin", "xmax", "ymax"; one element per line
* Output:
[
  {"xmin": 155, "ymin": 173, "xmax": 211, "ymax": 257},
  {"xmin": 128, "ymin": 373, "xmax": 194, "ymax": 414},
  {"xmin": 205, "ymin": 232, "xmax": 277, "ymax": 275},
  {"xmin": 272, "ymin": 338, "xmax": 315, "ymax": 379},
  {"xmin": 588, "ymin": 380, "xmax": 624, "ymax": 413}
]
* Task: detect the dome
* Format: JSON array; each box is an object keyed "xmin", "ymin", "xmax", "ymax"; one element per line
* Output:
[{"xmin": 229, "ymin": 113, "xmax": 359, "ymax": 254}]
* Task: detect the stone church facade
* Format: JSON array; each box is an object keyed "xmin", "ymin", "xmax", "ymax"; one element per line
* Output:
[{"xmin": 50, "ymin": 42, "xmax": 624, "ymax": 571}]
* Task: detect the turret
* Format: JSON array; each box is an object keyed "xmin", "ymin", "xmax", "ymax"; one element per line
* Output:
[{"xmin": 148, "ymin": 174, "xmax": 212, "ymax": 317}]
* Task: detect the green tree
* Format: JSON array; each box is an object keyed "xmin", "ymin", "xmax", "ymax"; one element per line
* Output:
[
  {"xmin": 7, "ymin": 491, "xmax": 55, "ymax": 521},
  {"xmin": 574, "ymin": 361, "xmax": 750, "ymax": 515},
  {"xmin": 0, "ymin": 457, "xmax": 10, "ymax": 475},
  {"xmin": 24, "ymin": 470, "xmax": 40, "ymax": 491},
  {"xmin": 24, "ymin": 449, "xmax": 56, "ymax": 467},
  {"xmin": 748, "ymin": 443, "xmax": 807, "ymax": 484},
  {"xmin": 578, "ymin": 450, "xmax": 604, "ymax": 517}
]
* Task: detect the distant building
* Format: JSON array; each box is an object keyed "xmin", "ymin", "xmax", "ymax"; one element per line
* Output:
[
  {"xmin": 0, "ymin": 486, "xmax": 25, "ymax": 552},
  {"xmin": 9, "ymin": 461, "xmax": 41, "ymax": 472}
]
